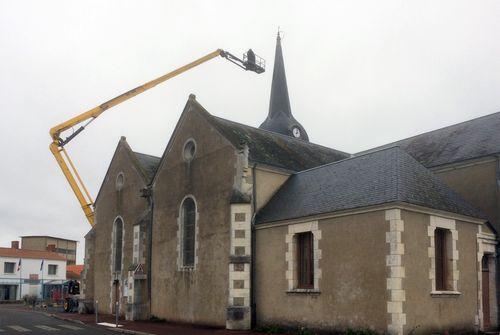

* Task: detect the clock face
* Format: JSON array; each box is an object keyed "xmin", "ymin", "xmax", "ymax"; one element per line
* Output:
[{"xmin": 292, "ymin": 127, "xmax": 301, "ymax": 138}]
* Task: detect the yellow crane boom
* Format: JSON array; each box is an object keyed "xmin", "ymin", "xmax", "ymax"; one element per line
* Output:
[{"xmin": 50, "ymin": 48, "xmax": 265, "ymax": 227}]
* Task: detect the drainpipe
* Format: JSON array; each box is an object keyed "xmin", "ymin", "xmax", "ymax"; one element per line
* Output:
[
  {"xmin": 141, "ymin": 186, "xmax": 154, "ymax": 318},
  {"xmin": 250, "ymin": 164, "xmax": 257, "ymax": 328}
]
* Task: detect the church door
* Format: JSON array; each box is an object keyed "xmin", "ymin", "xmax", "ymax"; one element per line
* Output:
[{"xmin": 113, "ymin": 280, "xmax": 119, "ymax": 315}]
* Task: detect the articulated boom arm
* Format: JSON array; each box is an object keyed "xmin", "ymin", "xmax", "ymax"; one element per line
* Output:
[{"xmin": 50, "ymin": 48, "xmax": 264, "ymax": 227}]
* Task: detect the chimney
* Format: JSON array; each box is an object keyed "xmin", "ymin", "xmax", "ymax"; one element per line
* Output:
[
  {"xmin": 11, "ymin": 241, "xmax": 19, "ymax": 249},
  {"xmin": 47, "ymin": 244, "xmax": 56, "ymax": 252}
]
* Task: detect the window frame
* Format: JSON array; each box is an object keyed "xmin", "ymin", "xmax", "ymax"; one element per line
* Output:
[
  {"xmin": 285, "ymin": 221, "xmax": 321, "ymax": 293},
  {"xmin": 434, "ymin": 228, "xmax": 451, "ymax": 291},
  {"xmin": 179, "ymin": 196, "xmax": 197, "ymax": 270},
  {"xmin": 182, "ymin": 139, "xmax": 197, "ymax": 162},
  {"xmin": 113, "ymin": 217, "xmax": 124, "ymax": 273},
  {"xmin": 296, "ymin": 232, "xmax": 314, "ymax": 289},
  {"xmin": 116, "ymin": 172, "xmax": 124, "ymax": 191},
  {"xmin": 429, "ymin": 216, "xmax": 460, "ymax": 296},
  {"xmin": 48, "ymin": 264, "xmax": 58, "ymax": 275},
  {"xmin": 4, "ymin": 262, "xmax": 15, "ymax": 274}
]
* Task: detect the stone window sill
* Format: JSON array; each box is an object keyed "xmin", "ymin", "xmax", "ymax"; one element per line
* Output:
[
  {"xmin": 430, "ymin": 290, "xmax": 461, "ymax": 297},
  {"xmin": 286, "ymin": 289, "xmax": 321, "ymax": 295}
]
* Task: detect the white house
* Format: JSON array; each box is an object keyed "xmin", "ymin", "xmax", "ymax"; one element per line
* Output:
[{"xmin": 0, "ymin": 241, "xmax": 66, "ymax": 301}]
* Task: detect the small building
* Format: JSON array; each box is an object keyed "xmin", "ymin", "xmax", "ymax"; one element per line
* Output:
[
  {"xmin": 21, "ymin": 235, "xmax": 78, "ymax": 265},
  {"xmin": 0, "ymin": 241, "xmax": 66, "ymax": 301}
]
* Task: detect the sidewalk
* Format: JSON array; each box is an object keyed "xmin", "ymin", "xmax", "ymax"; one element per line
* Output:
[{"xmin": 50, "ymin": 311, "xmax": 263, "ymax": 335}]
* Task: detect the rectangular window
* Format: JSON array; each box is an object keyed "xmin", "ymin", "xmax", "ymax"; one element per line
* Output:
[
  {"xmin": 48, "ymin": 264, "xmax": 58, "ymax": 275},
  {"xmin": 297, "ymin": 232, "xmax": 314, "ymax": 289},
  {"xmin": 4, "ymin": 262, "xmax": 15, "ymax": 274},
  {"xmin": 434, "ymin": 228, "xmax": 452, "ymax": 291}
]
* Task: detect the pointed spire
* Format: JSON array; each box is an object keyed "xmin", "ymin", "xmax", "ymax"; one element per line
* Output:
[
  {"xmin": 259, "ymin": 32, "xmax": 309, "ymax": 141},
  {"xmin": 269, "ymin": 32, "xmax": 291, "ymax": 118}
]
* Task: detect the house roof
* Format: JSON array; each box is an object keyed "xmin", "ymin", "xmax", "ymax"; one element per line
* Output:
[
  {"xmin": 133, "ymin": 152, "xmax": 161, "ymax": 182},
  {"xmin": 20, "ymin": 236, "xmax": 78, "ymax": 242},
  {"xmin": 66, "ymin": 264, "xmax": 84, "ymax": 279},
  {"xmin": 0, "ymin": 247, "xmax": 66, "ymax": 261},
  {"xmin": 195, "ymin": 103, "xmax": 349, "ymax": 172},
  {"xmin": 256, "ymin": 146, "xmax": 485, "ymax": 224},
  {"xmin": 358, "ymin": 111, "xmax": 500, "ymax": 168}
]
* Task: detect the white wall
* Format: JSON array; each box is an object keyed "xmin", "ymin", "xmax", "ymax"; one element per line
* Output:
[{"xmin": 0, "ymin": 256, "xmax": 66, "ymax": 299}]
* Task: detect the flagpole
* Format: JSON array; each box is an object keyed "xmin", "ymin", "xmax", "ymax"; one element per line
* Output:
[
  {"xmin": 19, "ymin": 259, "xmax": 22, "ymax": 301},
  {"xmin": 40, "ymin": 259, "xmax": 44, "ymax": 300}
]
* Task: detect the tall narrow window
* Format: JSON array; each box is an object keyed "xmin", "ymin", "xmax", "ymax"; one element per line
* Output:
[
  {"xmin": 182, "ymin": 198, "xmax": 196, "ymax": 267},
  {"xmin": 435, "ymin": 228, "xmax": 451, "ymax": 290},
  {"xmin": 297, "ymin": 232, "xmax": 314, "ymax": 289},
  {"xmin": 114, "ymin": 218, "xmax": 123, "ymax": 272}
]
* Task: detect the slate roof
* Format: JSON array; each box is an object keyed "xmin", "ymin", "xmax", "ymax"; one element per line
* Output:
[
  {"xmin": 256, "ymin": 146, "xmax": 484, "ymax": 224},
  {"xmin": 133, "ymin": 152, "xmax": 161, "ymax": 182},
  {"xmin": 199, "ymin": 110, "xmax": 350, "ymax": 172},
  {"xmin": 358, "ymin": 111, "xmax": 500, "ymax": 168}
]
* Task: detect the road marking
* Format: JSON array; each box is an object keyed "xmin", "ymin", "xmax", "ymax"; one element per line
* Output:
[
  {"xmin": 58, "ymin": 324, "xmax": 82, "ymax": 330},
  {"xmin": 7, "ymin": 325, "xmax": 31, "ymax": 332},
  {"xmin": 35, "ymin": 325, "xmax": 59, "ymax": 331},
  {"xmin": 97, "ymin": 322, "xmax": 122, "ymax": 328}
]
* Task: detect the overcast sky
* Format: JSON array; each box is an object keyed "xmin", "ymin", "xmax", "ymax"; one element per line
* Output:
[{"xmin": 1, "ymin": 0, "xmax": 500, "ymax": 263}]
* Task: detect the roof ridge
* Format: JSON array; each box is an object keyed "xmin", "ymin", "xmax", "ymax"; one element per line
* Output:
[
  {"xmin": 210, "ymin": 114, "xmax": 350, "ymax": 155},
  {"xmin": 0, "ymin": 246, "xmax": 59, "ymax": 252},
  {"xmin": 296, "ymin": 145, "xmax": 401, "ymax": 175}
]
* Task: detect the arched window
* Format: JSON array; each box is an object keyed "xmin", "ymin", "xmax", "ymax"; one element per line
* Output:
[
  {"xmin": 114, "ymin": 218, "xmax": 124, "ymax": 272},
  {"xmin": 181, "ymin": 197, "xmax": 196, "ymax": 267}
]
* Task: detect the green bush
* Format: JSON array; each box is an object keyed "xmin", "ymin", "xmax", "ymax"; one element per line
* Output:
[
  {"xmin": 149, "ymin": 315, "xmax": 166, "ymax": 323},
  {"xmin": 255, "ymin": 324, "xmax": 286, "ymax": 333},
  {"xmin": 296, "ymin": 327, "xmax": 315, "ymax": 335}
]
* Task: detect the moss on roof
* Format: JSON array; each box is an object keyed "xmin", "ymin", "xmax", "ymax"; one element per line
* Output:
[{"xmin": 195, "ymin": 105, "xmax": 350, "ymax": 172}]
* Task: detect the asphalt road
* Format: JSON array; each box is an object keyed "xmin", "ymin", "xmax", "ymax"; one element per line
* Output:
[{"xmin": 0, "ymin": 305, "xmax": 113, "ymax": 334}]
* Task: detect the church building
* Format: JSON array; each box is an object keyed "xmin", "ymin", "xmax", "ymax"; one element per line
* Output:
[{"xmin": 82, "ymin": 34, "xmax": 500, "ymax": 334}]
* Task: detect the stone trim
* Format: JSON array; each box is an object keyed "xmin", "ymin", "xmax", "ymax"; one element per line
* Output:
[
  {"xmin": 385, "ymin": 209, "xmax": 406, "ymax": 335},
  {"xmin": 133, "ymin": 225, "xmax": 140, "ymax": 265},
  {"xmin": 227, "ymin": 203, "xmax": 252, "ymax": 330},
  {"xmin": 428, "ymin": 216, "xmax": 459, "ymax": 293},
  {"xmin": 285, "ymin": 221, "xmax": 322, "ymax": 291},
  {"xmin": 477, "ymin": 225, "xmax": 498, "ymax": 330},
  {"xmin": 176, "ymin": 195, "xmax": 199, "ymax": 271}
]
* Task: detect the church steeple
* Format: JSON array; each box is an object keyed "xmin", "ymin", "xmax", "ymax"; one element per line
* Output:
[{"xmin": 259, "ymin": 32, "xmax": 309, "ymax": 141}]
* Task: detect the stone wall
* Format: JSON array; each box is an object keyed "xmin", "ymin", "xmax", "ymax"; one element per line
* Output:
[
  {"xmin": 150, "ymin": 104, "xmax": 238, "ymax": 327},
  {"xmin": 91, "ymin": 139, "xmax": 150, "ymax": 317}
]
